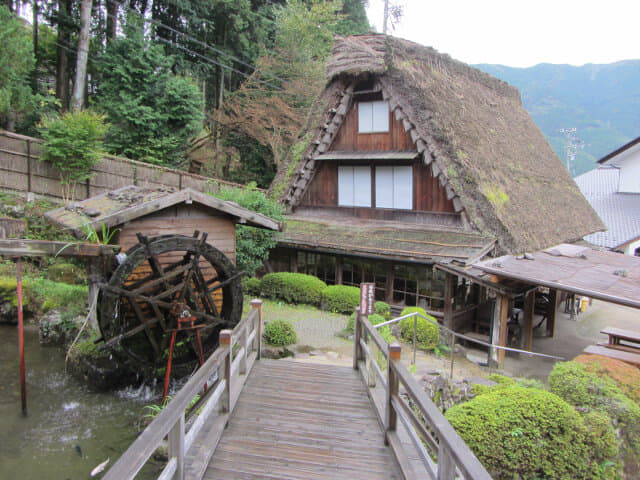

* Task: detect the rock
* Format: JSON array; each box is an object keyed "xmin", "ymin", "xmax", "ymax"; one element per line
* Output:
[
  {"xmin": 0, "ymin": 300, "xmax": 17, "ymax": 325},
  {"xmin": 309, "ymin": 350, "xmax": 324, "ymax": 356},
  {"xmin": 465, "ymin": 352, "xmax": 489, "ymax": 366},
  {"xmin": 66, "ymin": 345, "xmax": 140, "ymax": 391},
  {"xmin": 5, "ymin": 205, "xmax": 24, "ymax": 216},
  {"xmin": 421, "ymin": 373, "xmax": 475, "ymax": 412},
  {"xmin": 294, "ymin": 353, "xmax": 310, "ymax": 360},
  {"xmin": 39, "ymin": 311, "xmax": 83, "ymax": 346},
  {"xmin": 465, "ymin": 376, "xmax": 498, "ymax": 388},
  {"xmin": 326, "ymin": 351, "xmax": 339, "ymax": 359}
]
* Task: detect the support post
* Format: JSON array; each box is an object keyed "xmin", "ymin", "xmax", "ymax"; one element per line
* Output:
[
  {"xmin": 547, "ymin": 289, "xmax": 558, "ymax": 337},
  {"xmin": 250, "ymin": 299, "xmax": 262, "ymax": 360},
  {"xmin": 443, "ymin": 272, "xmax": 455, "ymax": 343},
  {"xmin": 353, "ymin": 307, "xmax": 361, "ymax": 370},
  {"xmin": 523, "ymin": 290, "xmax": 535, "ymax": 351},
  {"xmin": 497, "ymin": 294, "xmax": 509, "ymax": 366},
  {"xmin": 86, "ymin": 257, "xmax": 104, "ymax": 330},
  {"xmin": 168, "ymin": 413, "xmax": 185, "ymax": 480},
  {"xmin": 219, "ymin": 329, "xmax": 232, "ymax": 413},
  {"xmin": 385, "ymin": 343, "xmax": 401, "ymax": 445},
  {"xmin": 239, "ymin": 322, "xmax": 247, "ymax": 375},
  {"xmin": 16, "ymin": 258, "xmax": 26, "ymax": 415}
]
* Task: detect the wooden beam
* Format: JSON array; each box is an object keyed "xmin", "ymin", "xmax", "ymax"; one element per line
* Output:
[
  {"xmin": 443, "ymin": 272, "xmax": 455, "ymax": 342},
  {"xmin": 522, "ymin": 290, "xmax": 535, "ymax": 351},
  {"xmin": 0, "ymin": 239, "xmax": 119, "ymax": 258}
]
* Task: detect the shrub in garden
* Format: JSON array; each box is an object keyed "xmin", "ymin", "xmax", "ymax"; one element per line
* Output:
[
  {"xmin": 242, "ymin": 277, "xmax": 261, "ymax": 297},
  {"xmin": 574, "ymin": 354, "xmax": 640, "ymax": 405},
  {"xmin": 398, "ymin": 306, "xmax": 439, "ymax": 350},
  {"xmin": 263, "ymin": 319, "xmax": 297, "ymax": 346},
  {"xmin": 374, "ymin": 301, "xmax": 391, "ymax": 319},
  {"xmin": 445, "ymin": 385, "xmax": 618, "ymax": 479},
  {"xmin": 260, "ymin": 272, "xmax": 326, "ymax": 305},
  {"xmin": 346, "ymin": 312, "xmax": 385, "ymax": 333},
  {"xmin": 549, "ymin": 361, "xmax": 640, "ymax": 476},
  {"xmin": 321, "ymin": 285, "xmax": 360, "ymax": 313}
]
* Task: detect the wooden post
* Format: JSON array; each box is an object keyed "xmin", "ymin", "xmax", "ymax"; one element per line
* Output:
[
  {"xmin": 522, "ymin": 290, "xmax": 535, "ymax": 351},
  {"xmin": 437, "ymin": 440, "xmax": 455, "ymax": 480},
  {"xmin": 385, "ymin": 343, "xmax": 401, "ymax": 445},
  {"xmin": 290, "ymin": 253, "xmax": 298, "ymax": 273},
  {"xmin": 219, "ymin": 329, "xmax": 232, "ymax": 413},
  {"xmin": 168, "ymin": 413, "xmax": 185, "ymax": 480},
  {"xmin": 250, "ymin": 299, "xmax": 262, "ymax": 360},
  {"xmin": 353, "ymin": 307, "xmax": 361, "ymax": 370},
  {"xmin": 239, "ymin": 322, "xmax": 248, "ymax": 375},
  {"xmin": 443, "ymin": 272, "xmax": 455, "ymax": 343},
  {"xmin": 547, "ymin": 289, "xmax": 558, "ymax": 337},
  {"xmin": 86, "ymin": 257, "xmax": 104, "ymax": 330},
  {"xmin": 336, "ymin": 258, "xmax": 343, "ymax": 285},
  {"xmin": 385, "ymin": 263, "xmax": 394, "ymax": 304},
  {"xmin": 16, "ymin": 258, "xmax": 26, "ymax": 415},
  {"xmin": 497, "ymin": 294, "xmax": 509, "ymax": 366}
]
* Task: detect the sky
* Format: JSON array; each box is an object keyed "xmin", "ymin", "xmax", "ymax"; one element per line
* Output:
[{"xmin": 366, "ymin": 0, "xmax": 640, "ymax": 68}]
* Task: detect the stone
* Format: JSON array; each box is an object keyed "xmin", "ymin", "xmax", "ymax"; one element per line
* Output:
[
  {"xmin": 309, "ymin": 350, "xmax": 324, "ymax": 356},
  {"xmin": 465, "ymin": 376, "xmax": 498, "ymax": 388},
  {"xmin": 294, "ymin": 353, "xmax": 310, "ymax": 360},
  {"xmin": 39, "ymin": 310, "xmax": 83, "ymax": 346},
  {"xmin": 326, "ymin": 351, "xmax": 339, "ymax": 359},
  {"xmin": 465, "ymin": 352, "xmax": 489, "ymax": 366}
]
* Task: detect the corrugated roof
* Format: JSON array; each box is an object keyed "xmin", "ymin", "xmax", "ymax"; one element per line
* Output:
[
  {"xmin": 278, "ymin": 217, "xmax": 495, "ymax": 265},
  {"xmin": 574, "ymin": 168, "xmax": 640, "ymax": 249},
  {"xmin": 45, "ymin": 185, "xmax": 281, "ymax": 237},
  {"xmin": 474, "ymin": 244, "xmax": 640, "ymax": 309}
]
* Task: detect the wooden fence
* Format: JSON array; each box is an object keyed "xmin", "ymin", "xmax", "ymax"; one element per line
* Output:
[
  {"xmin": 0, "ymin": 129, "xmax": 244, "ymax": 201},
  {"xmin": 353, "ymin": 308, "xmax": 492, "ymax": 480},
  {"xmin": 103, "ymin": 299, "xmax": 263, "ymax": 480}
]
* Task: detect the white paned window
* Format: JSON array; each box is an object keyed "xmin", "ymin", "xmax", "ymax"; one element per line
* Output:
[
  {"xmin": 338, "ymin": 166, "xmax": 371, "ymax": 207},
  {"xmin": 375, "ymin": 166, "xmax": 413, "ymax": 209},
  {"xmin": 358, "ymin": 101, "xmax": 389, "ymax": 133}
]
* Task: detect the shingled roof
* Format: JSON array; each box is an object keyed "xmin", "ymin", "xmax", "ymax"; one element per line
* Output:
[{"xmin": 275, "ymin": 34, "xmax": 604, "ymax": 255}]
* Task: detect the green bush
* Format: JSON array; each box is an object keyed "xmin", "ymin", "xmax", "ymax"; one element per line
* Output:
[
  {"xmin": 263, "ymin": 319, "xmax": 297, "ymax": 346},
  {"xmin": 260, "ymin": 272, "xmax": 326, "ymax": 305},
  {"xmin": 549, "ymin": 361, "xmax": 640, "ymax": 476},
  {"xmin": 346, "ymin": 312, "xmax": 385, "ymax": 333},
  {"xmin": 445, "ymin": 385, "xmax": 618, "ymax": 479},
  {"xmin": 374, "ymin": 301, "xmax": 391, "ymax": 319},
  {"xmin": 321, "ymin": 285, "xmax": 360, "ymax": 313},
  {"xmin": 398, "ymin": 306, "xmax": 439, "ymax": 350},
  {"xmin": 242, "ymin": 277, "xmax": 261, "ymax": 297}
]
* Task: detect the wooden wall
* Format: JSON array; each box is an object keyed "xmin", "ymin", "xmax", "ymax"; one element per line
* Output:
[
  {"xmin": 0, "ymin": 130, "xmax": 247, "ymax": 202},
  {"xmin": 329, "ymin": 101, "xmax": 414, "ymax": 151},
  {"xmin": 300, "ymin": 161, "xmax": 455, "ymax": 214}
]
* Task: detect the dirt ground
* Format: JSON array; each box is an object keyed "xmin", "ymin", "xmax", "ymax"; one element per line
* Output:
[{"xmin": 285, "ymin": 299, "xmax": 640, "ymax": 384}]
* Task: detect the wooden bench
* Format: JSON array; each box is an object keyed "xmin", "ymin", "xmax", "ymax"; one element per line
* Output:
[
  {"xmin": 596, "ymin": 342, "xmax": 640, "ymax": 354},
  {"xmin": 583, "ymin": 345, "xmax": 640, "ymax": 367},
  {"xmin": 600, "ymin": 327, "xmax": 640, "ymax": 347}
]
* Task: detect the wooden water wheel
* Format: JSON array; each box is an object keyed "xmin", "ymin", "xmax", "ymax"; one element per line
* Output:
[{"xmin": 97, "ymin": 232, "xmax": 243, "ymax": 372}]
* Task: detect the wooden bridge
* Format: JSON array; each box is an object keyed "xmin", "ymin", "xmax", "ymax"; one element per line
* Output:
[{"xmin": 103, "ymin": 301, "xmax": 492, "ymax": 480}]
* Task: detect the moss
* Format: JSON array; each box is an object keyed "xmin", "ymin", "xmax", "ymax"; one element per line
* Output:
[
  {"xmin": 574, "ymin": 354, "xmax": 640, "ymax": 405},
  {"xmin": 446, "ymin": 385, "xmax": 618, "ymax": 479}
]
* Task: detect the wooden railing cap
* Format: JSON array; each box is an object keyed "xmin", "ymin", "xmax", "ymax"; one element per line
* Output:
[
  {"xmin": 219, "ymin": 329, "xmax": 232, "ymax": 345},
  {"xmin": 389, "ymin": 343, "xmax": 402, "ymax": 360},
  {"xmin": 250, "ymin": 299, "xmax": 263, "ymax": 307}
]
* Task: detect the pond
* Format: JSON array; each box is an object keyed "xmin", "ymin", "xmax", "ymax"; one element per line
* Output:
[{"xmin": 0, "ymin": 324, "xmax": 161, "ymax": 479}]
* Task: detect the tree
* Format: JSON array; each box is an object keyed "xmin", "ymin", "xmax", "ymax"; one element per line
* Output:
[
  {"xmin": 39, "ymin": 110, "xmax": 106, "ymax": 203},
  {"xmin": 0, "ymin": 6, "xmax": 37, "ymax": 130},
  {"xmin": 71, "ymin": 0, "xmax": 92, "ymax": 111},
  {"xmin": 95, "ymin": 19, "xmax": 204, "ymax": 167}
]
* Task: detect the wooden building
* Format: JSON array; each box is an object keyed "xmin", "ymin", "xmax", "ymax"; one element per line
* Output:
[{"xmin": 269, "ymin": 34, "xmax": 604, "ymax": 324}]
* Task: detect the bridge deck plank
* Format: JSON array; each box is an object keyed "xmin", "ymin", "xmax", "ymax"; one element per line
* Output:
[{"xmin": 199, "ymin": 359, "xmax": 403, "ymax": 480}]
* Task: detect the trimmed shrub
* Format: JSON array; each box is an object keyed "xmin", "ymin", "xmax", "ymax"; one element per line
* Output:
[
  {"xmin": 398, "ymin": 306, "xmax": 439, "ymax": 350},
  {"xmin": 263, "ymin": 319, "xmax": 297, "ymax": 346},
  {"xmin": 242, "ymin": 277, "xmax": 261, "ymax": 297},
  {"xmin": 321, "ymin": 285, "xmax": 360, "ymax": 314},
  {"xmin": 445, "ymin": 385, "xmax": 618, "ymax": 479},
  {"xmin": 549, "ymin": 361, "xmax": 640, "ymax": 476},
  {"xmin": 374, "ymin": 301, "xmax": 391, "ymax": 319},
  {"xmin": 260, "ymin": 272, "xmax": 326, "ymax": 305},
  {"xmin": 346, "ymin": 312, "xmax": 385, "ymax": 333},
  {"xmin": 574, "ymin": 354, "xmax": 640, "ymax": 405}
]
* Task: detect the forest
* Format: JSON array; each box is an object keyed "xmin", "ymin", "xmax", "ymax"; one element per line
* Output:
[{"xmin": 0, "ymin": 0, "xmax": 371, "ymax": 188}]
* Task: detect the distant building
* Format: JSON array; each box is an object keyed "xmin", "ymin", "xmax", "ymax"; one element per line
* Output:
[
  {"xmin": 575, "ymin": 136, "xmax": 640, "ymax": 256},
  {"xmin": 268, "ymin": 34, "xmax": 603, "ymax": 311}
]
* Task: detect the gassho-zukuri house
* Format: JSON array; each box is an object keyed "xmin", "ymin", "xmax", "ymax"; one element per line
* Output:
[{"xmin": 267, "ymin": 34, "xmax": 604, "ymax": 318}]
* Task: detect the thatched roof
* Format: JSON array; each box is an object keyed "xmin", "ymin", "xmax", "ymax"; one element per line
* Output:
[
  {"xmin": 280, "ymin": 216, "xmax": 495, "ymax": 265},
  {"xmin": 45, "ymin": 185, "xmax": 281, "ymax": 237},
  {"xmin": 276, "ymin": 34, "xmax": 604, "ymax": 254}
]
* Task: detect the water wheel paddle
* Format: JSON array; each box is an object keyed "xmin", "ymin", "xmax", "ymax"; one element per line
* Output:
[{"xmin": 97, "ymin": 232, "xmax": 243, "ymax": 373}]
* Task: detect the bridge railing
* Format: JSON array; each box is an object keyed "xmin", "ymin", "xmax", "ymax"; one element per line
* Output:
[
  {"xmin": 353, "ymin": 308, "xmax": 492, "ymax": 480},
  {"xmin": 103, "ymin": 299, "xmax": 263, "ymax": 480}
]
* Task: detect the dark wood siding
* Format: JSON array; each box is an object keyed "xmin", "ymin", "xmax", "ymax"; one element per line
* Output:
[
  {"xmin": 330, "ymin": 102, "xmax": 414, "ymax": 151},
  {"xmin": 414, "ymin": 163, "xmax": 455, "ymax": 212},
  {"xmin": 301, "ymin": 162, "xmax": 338, "ymax": 206},
  {"xmin": 301, "ymin": 162, "xmax": 455, "ymax": 214}
]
